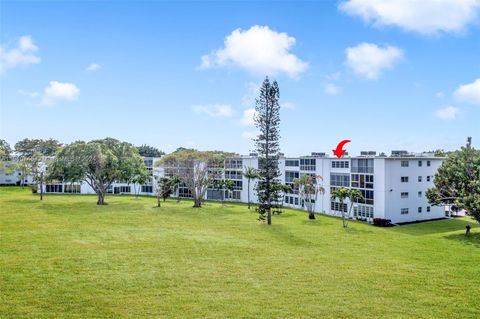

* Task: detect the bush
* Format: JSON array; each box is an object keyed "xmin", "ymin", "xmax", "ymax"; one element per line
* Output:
[
  {"xmin": 373, "ymin": 218, "xmax": 392, "ymax": 227},
  {"xmin": 30, "ymin": 185, "xmax": 38, "ymax": 193}
]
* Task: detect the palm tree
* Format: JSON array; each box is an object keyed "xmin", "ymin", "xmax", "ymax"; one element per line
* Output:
[
  {"xmin": 293, "ymin": 175, "xmax": 324, "ymax": 220},
  {"xmin": 331, "ymin": 187, "xmax": 364, "ymax": 228},
  {"xmin": 242, "ymin": 167, "xmax": 259, "ymax": 209}
]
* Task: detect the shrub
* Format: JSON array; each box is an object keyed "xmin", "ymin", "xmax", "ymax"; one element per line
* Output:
[{"xmin": 373, "ymin": 218, "xmax": 392, "ymax": 227}]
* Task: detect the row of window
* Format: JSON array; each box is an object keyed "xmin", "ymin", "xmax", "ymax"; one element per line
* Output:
[
  {"xmin": 401, "ymin": 206, "xmax": 431, "ymax": 214},
  {"xmin": 401, "ymin": 191, "xmax": 424, "ymax": 198},
  {"xmin": 351, "ymin": 174, "xmax": 374, "ymax": 189},
  {"xmin": 300, "ymin": 158, "xmax": 316, "ymax": 171},
  {"xmin": 351, "ymin": 159, "xmax": 374, "ymax": 173},
  {"xmin": 330, "ymin": 173, "xmax": 350, "ymax": 187},
  {"xmin": 332, "ymin": 161, "xmax": 349, "ymax": 169},
  {"xmin": 330, "ymin": 201, "xmax": 348, "ymax": 213},
  {"xmin": 285, "ymin": 160, "xmax": 299, "ymax": 167},
  {"xmin": 285, "ymin": 196, "xmax": 299, "ymax": 206},
  {"xmin": 225, "ymin": 170, "xmax": 243, "ymax": 180},
  {"xmin": 353, "ymin": 205, "xmax": 374, "ymax": 218},
  {"xmin": 400, "ymin": 160, "xmax": 431, "ymax": 167},
  {"xmin": 285, "ymin": 171, "xmax": 299, "ymax": 183},
  {"xmin": 225, "ymin": 159, "xmax": 243, "ymax": 169},
  {"xmin": 401, "ymin": 176, "xmax": 432, "ymax": 183}
]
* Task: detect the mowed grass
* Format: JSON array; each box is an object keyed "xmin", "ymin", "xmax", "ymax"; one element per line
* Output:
[{"xmin": 1, "ymin": 187, "xmax": 479, "ymax": 318}]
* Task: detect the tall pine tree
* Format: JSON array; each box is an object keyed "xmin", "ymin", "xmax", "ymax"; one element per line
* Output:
[{"xmin": 254, "ymin": 77, "xmax": 281, "ymax": 225}]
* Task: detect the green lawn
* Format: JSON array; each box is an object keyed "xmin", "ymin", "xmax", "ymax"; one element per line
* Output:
[{"xmin": 1, "ymin": 187, "xmax": 479, "ymax": 318}]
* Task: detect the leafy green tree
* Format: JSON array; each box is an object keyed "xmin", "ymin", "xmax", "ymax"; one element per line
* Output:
[
  {"xmin": 224, "ymin": 179, "xmax": 235, "ymax": 203},
  {"xmin": 0, "ymin": 140, "xmax": 15, "ymax": 175},
  {"xmin": 169, "ymin": 175, "xmax": 182, "ymax": 202},
  {"xmin": 136, "ymin": 144, "xmax": 165, "ymax": 157},
  {"xmin": 294, "ymin": 175, "xmax": 325, "ymax": 220},
  {"xmin": 14, "ymin": 138, "xmax": 62, "ymax": 157},
  {"xmin": 0, "ymin": 139, "xmax": 11, "ymax": 160},
  {"xmin": 158, "ymin": 149, "xmax": 231, "ymax": 207},
  {"xmin": 243, "ymin": 166, "xmax": 259, "ymax": 209},
  {"xmin": 331, "ymin": 187, "xmax": 364, "ymax": 228},
  {"xmin": 254, "ymin": 77, "xmax": 281, "ymax": 225},
  {"xmin": 128, "ymin": 161, "xmax": 150, "ymax": 198},
  {"xmin": 47, "ymin": 138, "xmax": 145, "ymax": 205},
  {"xmin": 153, "ymin": 176, "xmax": 174, "ymax": 207},
  {"xmin": 427, "ymin": 137, "xmax": 480, "ymax": 223}
]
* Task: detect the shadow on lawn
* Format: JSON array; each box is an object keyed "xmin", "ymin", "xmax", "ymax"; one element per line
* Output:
[
  {"xmin": 444, "ymin": 231, "xmax": 480, "ymax": 248},
  {"xmin": 265, "ymin": 223, "xmax": 314, "ymax": 246},
  {"xmin": 391, "ymin": 218, "xmax": 478, "ymax": 236}
]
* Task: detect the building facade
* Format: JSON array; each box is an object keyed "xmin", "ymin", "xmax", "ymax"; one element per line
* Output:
[{"xmin": 37, "ymin": 152, "xmax": 446, "ymax": 224}]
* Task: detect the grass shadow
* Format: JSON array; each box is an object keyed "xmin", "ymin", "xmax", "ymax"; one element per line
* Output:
[
  {"xmin": 391, "ymin": 218, "xmax": 479, "ymax": 236},
  {"xmin": 444, "ymin": 231, "xmax": 480, "ymax": 248}
]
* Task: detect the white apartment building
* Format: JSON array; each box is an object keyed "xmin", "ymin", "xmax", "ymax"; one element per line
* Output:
[{"xmin": 35, "ymin": 151, "xmax": 446, "ymax": 224}]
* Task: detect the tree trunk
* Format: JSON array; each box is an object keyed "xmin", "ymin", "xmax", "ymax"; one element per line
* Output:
[
  {"xmin": 247, "ymin": 179, "xmax": 251, "ymax": 209},
  {"xmin": 97, "ymin": 192, "xmax": 105, "ymax": 205},
  {"xmin": 309, "ymin": 211, "xmax": 315, "ymax": 220},
  {"xmin": 193, "ymin": 197, "xmax": 202, "ymax": 208},
  {"xmin": 157, "ymin": 195, "xmax": 161, "ymax": 207},
  {"xmin": 40, "ymin": 180, "xmax": 43, "ymax": 201},
  {"xmin": 267, "ymin": 208, "xmax": 271, "ymax": 225}
]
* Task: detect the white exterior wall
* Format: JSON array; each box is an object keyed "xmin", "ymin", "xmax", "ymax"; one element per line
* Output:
[
  {"xmin": 382, "ymin": 158, "xmax": 445, "ymax": 223},
  {"xmin": 37, "ymin": 154, "xmax": 446, "ymax": 224}
]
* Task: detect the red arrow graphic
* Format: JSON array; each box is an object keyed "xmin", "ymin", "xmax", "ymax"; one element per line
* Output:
[{"xmin": 333, "ymin": 140, "xmax": 351, "ymax": 158}]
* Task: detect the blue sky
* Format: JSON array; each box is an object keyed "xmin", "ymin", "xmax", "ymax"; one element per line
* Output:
[{"xmin": 1, "ymin": 0, "xmax": 479, "ymax": 156}]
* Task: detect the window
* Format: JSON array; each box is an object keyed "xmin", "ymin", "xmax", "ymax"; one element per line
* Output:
[
  {"xmin": 300, "ymin": 158, "xmax": 316, "ymax": 171},
  {"xmin": 332, "ymin": 161, "xmax": 349, "ymax": 169},
  {"xmin": 331, "ymin": 201, "xmax": 347, "ymax": 212},
  {"xmin": 46, "ymin": 184, "xmax": 63, "ymax": 193},
  {"xmin": 418, "ymin": 176, "xmax": 422, "ymax": 182},
  {"xmin": 427, "ymin": 176, "xmax": 431, "ymax": 182},
  {"xmin": 285, "ymin": 160, "xmax": 299, "ymax": 167},
  {"xmin": 64, "ymin": 185, "xmax": 81, "ymax": 193},
  {"xmin": 351, "ymin": 159, "xmax": 374, "ymax": 173},
  {"xmin": 353, "ymin": 205, "xmax": 374, "ymax": 219},
  {"xmin": 401, "ymin": 208, "xmax": 409, "ymax": 215},
  {"xmin": 294, "ymin": 197, "xmax": 299, "ymax": 205},
  {"xmin": 418, "ymin": 207, "xmax": 422, "ymax": 213},
  {"xmin": 418, "ymin": 161, "xmax": 422, "ymax": 167},
  {"xmin": 401, "ymin": 161, "xmax": 409, "ymax": 167},
  {"xmin": 401, "ymin": 192, "xmax": 409, "ymax": 198},
  {"xmin": 330, "ymin": 173, "xmax": 350, "ymax": 187},
  {"xmin": 418, "ymin": 191, "xmax": 422, "ymax": 198},
  {"xmin": 285, "ymin": 171, "xmax": 300, "ymax": 183},
  {"xmin": 427, "ymin": 161, "xmax": 431, "ymax": 167},
  {"xmin": 225, "ymin": 159, "xmax": 243, "ymax": 169},
  {"xmin": 141, "ymin": 185, "xmax": 153, "ymax": 193},
  {"xmin": 427, "ymin": 206, "xmax": 431, "ymax": 212},
  {"xmin": 401, "ymin": 176, "xmax": 409, "ymax": 183},
  {"xmin": 144, "ymin": 159, "xmax": 153, "ymax": 167},
  {"xmin": 225, "ymin": 170, "xmax": 242, "ymax": 180}
]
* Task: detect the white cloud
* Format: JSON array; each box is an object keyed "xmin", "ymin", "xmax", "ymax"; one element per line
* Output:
[
  {"xmin": 453, "ymin": 78, "xmax": 480, "ymax": 105},
  {"xmin": 42, "ymin": 81, "xmax": 80, "ymax": 106},
  {"xmin": 324, "ymin": 83, "xmax": 341, "ymax": 95},
  {"xmin": 345, "ymin": 42, "xmax": 403, "ymax": 79},
  {"xmin": 339, "ymin": 0, "xmax": 480, "ymax": 35},
  {"xmin": 86, "ymin": 63, "xmax": 101, "ymax": 72},
  {"xmin": 193, "ymin": 104, "xmax": 235, "ymax": 117},
  {"xmin": 200, "ymin": 25, "xmax": 308, "ymax": 78},
  {"xmin": 434, "ymin": 106, "xmax": 460, "ymax": 120},
  {"xmin": 241, "ymin": 131, "xmax": 258, "ymax": 140},
  {"xmin": 0, "ymin": 35, "xmax": 40, "ymax": 73},
  {"xmin": 240, "ymin": 108, "xmax": 256, "ymax": 126}
]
